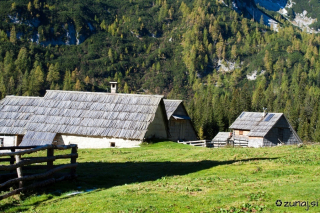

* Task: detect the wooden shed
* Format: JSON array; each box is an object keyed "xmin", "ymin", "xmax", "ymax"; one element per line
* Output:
[
  {"xmin": 229, "ymin": 112, "xmax": 302, "ymax": 147},
  {"xmin": 212, "ymin": 132, "xmax": 232, "ymax": 147},
  {"xmin": 0, "ymin": 90, "xmax": 170, "ymax": 148},
  {"xmin": 0, "ymin": 96, "xmax": 42, "ymax": 147},
  {"xmin": 163, "ymin": 100, "xmax": 198, "ymax": 141}
]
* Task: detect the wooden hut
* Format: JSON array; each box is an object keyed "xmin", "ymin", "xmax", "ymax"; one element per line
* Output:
[
  {"xmin": 163, "ymin": 100, "xmax": 198, "ymax": 141},
  {"xmin": 229, "ymin": 111, "xmax": 302, "ymax": 147},
  {"xmin": 18, "ymin": 90, "xmax": 169, "ymax": 148},
  {"xmin": 0, "ymin": 96, "xmax": 42, "ymax": 147},
  {"xmin": 0, "ymin": 90, "xmax": 170, "ymax": 148},
  {"xmin": 212, "ymin": 132, "xmax": 232, "ymax": 147}
]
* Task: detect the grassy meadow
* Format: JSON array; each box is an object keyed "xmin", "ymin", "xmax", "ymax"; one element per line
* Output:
[{"xmin": 1, "ymin": 142, "xmax": 320, "ymax": 212}]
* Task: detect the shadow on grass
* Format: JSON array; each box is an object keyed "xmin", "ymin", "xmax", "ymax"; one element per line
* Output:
[{"xmin": 1, "ymin": 157, "xmax": 278, "ymax": 211}]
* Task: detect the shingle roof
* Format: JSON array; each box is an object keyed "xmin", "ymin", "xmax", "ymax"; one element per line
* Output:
[
  {"xmin": 26, "ymin": 90, "xmax": 164, "ymax": 140},
  {"xmin": 0, "ymin": 96, "xmax": 42, "ymax": 135},
  {"xmin": 212, "ymin": 132, "xmax": 231, "ymax": 141},
  {"xmin": 20, "ymin": 131, "xmax": 56, "ymax": 146},
  {"xmin": 229, "ymin": 112, "xmax": 284, "ymax": 137},
  {"xmin": 163, "ymin": 100, "xmax": 183, "ymax": 119}
]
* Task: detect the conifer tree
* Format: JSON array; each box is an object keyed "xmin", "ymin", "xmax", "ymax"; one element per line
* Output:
[
  {"xmin": 74, "ymin": 79, "xmax": 82, "ymax": 91},
  {"xmin": 8, "ymin": 76, "xmax": 15, "ymax": 95},
  {"xmin": 0, "ymin": 30, "xmax": 8, "ymax": 42},
  {"xmin": 252, "ymin": 84, "xmax": 266, "ymax": 111},
  {"xmin": 264, "ymin": 50, "xmax": 272, "ymax": 72},
  {"xmin": 10, "ymin": 26, "xmax": 16, "ymax": 43},
  {"xmin": 108, "ymin": 49, "xmax": 113, "ymax": 63},
  {"xmin": 46, "ymin": 63, "xmax": 60, "ymax": 84},
  {"xmin": 198, "ymin": 126, "xmax": 204, "ymax": 140},
  {"xmin": 34, "ymin": 0, "xmax": 40, "ymax": 9},
  {"xmin": 28, "ymin": 2, "xmax": 33, "ymax": 12},
  {"xmin": 15, "ymin": 47, "xmax": 29, "ymax": 72},
  {"xmin": 0, "ymin": 76, "xmax": 7, "ymax": 98},
  {"xmin": 231, "ymin": 44, "xmax": 237, "ymax": 60},
  {"xmin": 124, "ymin": 82, "xmax": 129, "ymax": 93},
  {"xmin": 63, "ymin": 71, "xmax": 72, "ymax": 90},
  {"xmin": 11, "ymin": 2, "xmax": 16, "ymax": 11},
  {"xmin": 84, "ymin": 76, "xmax": 90, "ymax": 85},
  {"xmin": 22, "ymin": 70, "xmax": 29, "ymax": 95}
]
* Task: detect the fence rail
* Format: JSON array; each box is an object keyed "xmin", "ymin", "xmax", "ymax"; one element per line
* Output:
[
  {"xmin": 179, "ymin": 139, "xmax": 249, "ymax": 148},
  {"xmin": 211, "ymin": 141, "xmax": 228, "ymax": 148},
  {"xmin": 0, "ymin": 144, "xmax": 78, "ymax": 200},
  {"xmin": 232, "ymin": 138, "xmax": 249, "ymax": 147},
  {"xmin": 178, "ymin": 140, "xmax": 213, "ymax": 147}
]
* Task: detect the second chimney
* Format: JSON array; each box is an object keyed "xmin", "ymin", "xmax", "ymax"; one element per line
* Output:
[
  {"xmin": 262, "ymin": 107, "xmax": 268, "ymax": 117},
  {"xmin": 110, "ymin": 82, "xmax": 118, "ymax": 93}
]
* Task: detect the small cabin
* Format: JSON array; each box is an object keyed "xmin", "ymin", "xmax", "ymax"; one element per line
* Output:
[
  {"xmin": 229, "ymin": 111, "xmax": 302, "ymax": 147},
  {"xmin": 163, "ymin": 100, "xmax": 198, "ymax": 141},
  {"xmin": 212, "ymin": 132, "xmax": 232, "ymax": 147}
]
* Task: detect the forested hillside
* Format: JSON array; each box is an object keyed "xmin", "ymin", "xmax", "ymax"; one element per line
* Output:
[{"xmin": 0, "ymin": 0, "xmax": 320, "ymax": 142}]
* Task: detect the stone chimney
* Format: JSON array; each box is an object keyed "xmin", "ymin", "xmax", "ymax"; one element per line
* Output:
[
  {"xmin": 263, "ymin": 107, "xmax": 268, "ymax": 117},
  {"xmin": 110, "ymin": 82, "xmax": 117, "ymax": 93}
]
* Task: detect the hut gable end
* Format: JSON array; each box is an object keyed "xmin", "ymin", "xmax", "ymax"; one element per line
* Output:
[{"xmin": 163, "ymin": 99, "xmax": 198, "ymax": 141}]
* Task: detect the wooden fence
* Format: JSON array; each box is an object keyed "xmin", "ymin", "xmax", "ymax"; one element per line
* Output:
[
  {"xmin": 179, "ymin": 140, "xmax": 249, "ymax": 148},
  {"xmin": 0, "ymin": 144, "xmax": 78, "ymax": 200},
  {"xmin": 232, "ymin": 139, "xmax": 249, "ymax": 147},
  {"xmin": 211, "ymin": 140, "xmax": 228, "ymax": 148},
  {"xmin": 178, "ymin": 140, "xmax": 213, "ymax": 148}
]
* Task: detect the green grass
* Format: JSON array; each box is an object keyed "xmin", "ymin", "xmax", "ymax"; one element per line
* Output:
[{"xmin": 1, "ymin": 142, "xmax": 320, "ymax": 212}]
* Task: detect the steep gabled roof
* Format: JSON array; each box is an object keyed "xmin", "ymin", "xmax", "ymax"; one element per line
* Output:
[
  {"xmin": 163, "ymin": 100, "xmax": 183, "ymax": 119},
  {"xmin": 0, "ymin": 96, "xmax": 42, "ymax": 135},
  {"xmin": 229, "ymin": 112, "xmax": 288, "ymax": 137},
  {"xmin": 249, "ymin": 113, "xmax": 283, "ymax": 137},
  {"xmin": 26, "ymin": 90, "xmax": 164, "ymax": 140}
]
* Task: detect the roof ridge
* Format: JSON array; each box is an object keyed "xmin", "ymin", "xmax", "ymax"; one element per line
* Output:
[
  {"xmin": 5, "ymin": 96, "xmax": 41, "ymax": 99},
  {"xmin": 164, "ymin": 99, "xmax": 183, "ymax": 101},
  {"xmin": 46, "ymin": 90, "xmax": 164, "ymax": 98}
]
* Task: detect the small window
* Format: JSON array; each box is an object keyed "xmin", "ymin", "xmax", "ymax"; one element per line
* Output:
[
  {"xmin": 110, "ymin": 142, "xmax": 115, "ymax": 147},
  {"xmin": 239, "ymin": 130, "xmax": 243, "ymax": 135},
  {"xmin": 0, "ymin": 138, "xmax": 3, "ymax": 147}
]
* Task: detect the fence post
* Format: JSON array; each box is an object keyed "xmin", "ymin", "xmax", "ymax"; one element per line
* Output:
[
  {"xmin": 15, "ymin": 155, "xmax": 23, "ymax": 188},
  {"xmin": 47, "ymin": 147, "xmax": 54, "ymax": 171},
  {"xmin": 70, "ymin": 146, "xmax": 77, "ymax": 178},
  {"xmin": 10, "ymin": 148, "xmax": 15, "ymax": 173}
]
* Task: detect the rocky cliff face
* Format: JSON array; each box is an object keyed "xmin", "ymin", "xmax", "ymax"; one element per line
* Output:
[
  {"xmin": 234, "ymin": 0, "xmax": 279, "ymax": 29},
  {"xmin": 235, "ymin": 0, "xmax": 319, "ymax": 32},
  {"xmin": 254, "ymin": 0, "xmax": 287, "ymax": 11},
  {"xmin": 8, "ymin": 15, "xmax": 95, "ymax": 46}
]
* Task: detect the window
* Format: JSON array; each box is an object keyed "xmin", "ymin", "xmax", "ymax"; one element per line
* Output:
[
  {"xmin": 239, "ymin": 130, "xmax": 243, "ymax": 135},
  {"xmin": 0, "ymin": 138, "xmax": 3, "ymax": 147},
  {"xmin": 110, "ymin": 142, "xmax": 115, "ymax": 147}
]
